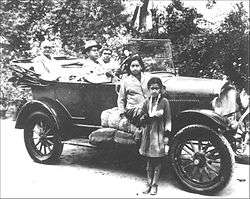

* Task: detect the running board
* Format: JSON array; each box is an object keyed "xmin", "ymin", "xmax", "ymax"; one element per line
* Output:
[
  {"xmin": 73, "ymin": 124, "xmax": 101, "ymax": 129},
  {"xmin": 62, "ymin": 138, "xmax": 97, "ymax": 148}
]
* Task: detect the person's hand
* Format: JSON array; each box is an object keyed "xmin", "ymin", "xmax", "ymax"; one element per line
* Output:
[
  {"xmin": 154, "ymin": 110, "xmax": 163, "ymax": 117},
  {"xmin": 105, "ymin": 71, "xmax": 114, "ymax": 78},
  {"xmin": 230, "ymin": 120, "xmax": 239, "ymax": 129},
  {"xmin": 150, "ymin": 110, "xmax": 163, "ymax": 118},
  {"xmin": 119, "ymin": 110, "xmax": 125, "ymax": 118},
  {"xmin": 139, "ymin": 114, "xmax": 149, "ymax": 126}
]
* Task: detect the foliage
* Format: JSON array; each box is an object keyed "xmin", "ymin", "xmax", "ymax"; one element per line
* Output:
[
  {"xmin": 0, "ymin": 0, "xmax": 129, "ymax": 107},
  {"xmin": 140, "ymin": 0, "xmax": 208, "ymax": 76},
  {"xmin": 51, "ymin": 0, "xmax": 129, "ymax": 53},
  {"xmin": 1, "ymin": 0, "xmax": 129, "ymax": 56},
  {"xmin": 1, "ymin": 0, "xmax": 55, "ymax": 57},
  {"xmin": 174, "ymin": 2, "xmax": 249, "ymax": 88},
  {"xmin": 158, "ymin": 0, "xmax": 203, "ymax": 42},
  {"xmin": 136, "ymin": 0, "xmax": 249, "ymax": 90},
  {"xmin": 0, "ymin": 0, "xmax": 249, "ymax": 92},
  {"xmin": 0, "ymin": 66, "xmax": 32, "ymax": 109},
  {"xmin": 216, "ymin": 2, "xmax": 249, "ymax": 89}
]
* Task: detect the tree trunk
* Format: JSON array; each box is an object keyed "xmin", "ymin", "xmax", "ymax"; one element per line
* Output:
[{"xmin": 139, "ymin": 0, "xmax": 149, "ymax": 31}]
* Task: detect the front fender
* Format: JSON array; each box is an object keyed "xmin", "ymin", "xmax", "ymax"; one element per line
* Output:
[
  {"xmin": 15, "ymin": 98, "xmax": 72, "ymax": 139},
  {"xmin": 173, "ymin": 109, "xmax": 230, "ymax": 133}
]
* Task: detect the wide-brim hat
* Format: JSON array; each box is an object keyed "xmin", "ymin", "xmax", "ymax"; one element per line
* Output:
[{"xmin": 83, "ymin": 40, "xmax": 102, "ymax": 53}]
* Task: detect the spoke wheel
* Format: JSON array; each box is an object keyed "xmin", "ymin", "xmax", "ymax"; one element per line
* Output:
[
  {"xmin": 234, "ymin": 112, "xmax": 249, "ymax": 164},
  {"xmin": 170, "ymin": 124, "xmax": 234, "ymax": 194},
  {"xmin": 24, "ymin": 111, "xmax": 63, "ymax": 164}
]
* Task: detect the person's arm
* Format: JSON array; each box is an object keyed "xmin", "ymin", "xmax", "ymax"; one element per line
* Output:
[
  {"xmin": 139, "ymin": 100, "xmax": 149, "ymax": 127},
  {"xmin": 164, "ymin": 99, "xmax": 172, "ymax": 132},
  {"xmin": 117, "ymin": 79, "xmax": 126, "ymax": 114},
  {"xmin": 32, "ymin": 56, "xmax": 55, "ymax": 81}
]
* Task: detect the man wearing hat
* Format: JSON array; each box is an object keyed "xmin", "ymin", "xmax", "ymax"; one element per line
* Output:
[{"xmin": 81, "ymin": 40, "xmax": 111, "ymax": 83}]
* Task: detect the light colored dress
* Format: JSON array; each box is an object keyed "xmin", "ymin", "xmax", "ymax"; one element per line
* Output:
[
  {"xmin": 117, "ymin": 73, "xmax": 150, "ymax": 113},
  {"xmin": 139, "ymin": 96, "xmax": 171, "ymax": 157}
]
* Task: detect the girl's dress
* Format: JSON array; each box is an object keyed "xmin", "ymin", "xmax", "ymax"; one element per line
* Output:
[{"xmin": 139, "ymin": 96, "xmax": 171, "ymax": 157}]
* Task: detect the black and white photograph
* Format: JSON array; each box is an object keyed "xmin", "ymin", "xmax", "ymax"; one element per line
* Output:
[{"xmin": 0, "ymin": 0, "xmax": 249, "ymax": 198}]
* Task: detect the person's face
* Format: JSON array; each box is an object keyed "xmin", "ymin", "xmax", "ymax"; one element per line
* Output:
[
  {"xmin": 43, "ymin": 46, "xmax": 54, "ymax": 55},
  {"xmin": 149, "ymin": 83, "xmax": 161, "ymax": 97},
  {"xmin": 102, "ymin": 50, "xmax": 112, "ymax": 63},
  {"xmin": 87, "ymin": 47, "xmax": 100, "ymax": 61},
  {"xmin": 130, "ymin": 60, "xmax": 142, "ymax": 76}
]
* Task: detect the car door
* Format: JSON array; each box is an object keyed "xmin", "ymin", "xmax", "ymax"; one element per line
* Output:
[{"xmin": 54, "ymin": 82, "xmax": 118, "ymax": 126}]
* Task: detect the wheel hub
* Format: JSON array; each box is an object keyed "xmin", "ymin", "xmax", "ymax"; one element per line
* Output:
[
  {"xmin": 40, "ymin": 136, "xmax": 46, "ymax": 141},
  {"xmin": 193, "ymin": 152, "xmax": 206, "ymax": 167}
]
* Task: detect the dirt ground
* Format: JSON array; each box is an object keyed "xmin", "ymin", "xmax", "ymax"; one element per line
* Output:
[{"xmin": 1, "ymin": 118, "xmax": 249, "ymax": 198}]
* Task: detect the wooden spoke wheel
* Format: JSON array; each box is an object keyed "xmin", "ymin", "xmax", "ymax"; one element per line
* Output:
[
  {"xmin": 24, "ymin": 111, "xmax": 63, "ymax": 164},
  {"xmin": 170, "ymin": 125, "xmax": 234, "ymax": 194}
]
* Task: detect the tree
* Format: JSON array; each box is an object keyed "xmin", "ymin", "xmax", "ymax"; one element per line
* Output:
[
  {"xmin": 1, "ymin": 0, "xmax": 129, "ymax": 56},
  {"xmin": 1, "ymin": 0, "xmax": 55, "ymax": 57},
  {"xmin": 139, "ymin": 0, "xmax": 249, "ymax": 87},
  {"xmin": 143, "ymin": 0, "xmax": 205, "ymax": 76},
  {"xmin": 51, "ymin": 0, "xmax": 129, "ymax": 52},
  {"xmin": 216, "ymin": 2, "xmax": 249, "ymax": 89},
  {"xmin": 0, "ymin": 0, "xmax": 129, "ymax": 111}
]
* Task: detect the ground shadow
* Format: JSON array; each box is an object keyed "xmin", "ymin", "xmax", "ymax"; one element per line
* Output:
[
  {"xmin": 58, "ymin": 144, "xmax": 234, "ymax": 197},
  {"xmin": 59, "ymin": 144, "xmax": 176, "ymax": 184}
]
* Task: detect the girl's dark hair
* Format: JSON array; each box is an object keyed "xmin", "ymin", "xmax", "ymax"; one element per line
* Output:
[
  {"xmin": 124, "ymin": 54, "xmax": 145, "ymax": 74},
  {"xmin": 147, "ymin": 77, "xmax": 163, "ymax": 89}
]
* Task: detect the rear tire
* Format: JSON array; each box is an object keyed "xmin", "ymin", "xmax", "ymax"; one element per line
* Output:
[
  {"xmin": 24, "ymin": 111, "xmax": 63, "ymax": 164},
  {"xmin": 169, "ymin": 124, "xmax": 234, "ymax": 194}
]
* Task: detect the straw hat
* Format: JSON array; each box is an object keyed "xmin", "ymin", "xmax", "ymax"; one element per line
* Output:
[{"xmin": 83, "ymin": 40, "xmax": 102, "ymax": 53}]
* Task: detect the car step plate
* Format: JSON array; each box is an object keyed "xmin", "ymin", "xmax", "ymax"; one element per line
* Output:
[{"xmin": 63, "ymin": 138, "xmax": 97, "ymax": 148}]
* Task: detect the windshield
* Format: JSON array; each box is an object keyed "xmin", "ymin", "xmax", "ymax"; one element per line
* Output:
[{"xmin": 126, "ymin": 39, "xmax": 176, "ymax": 75}]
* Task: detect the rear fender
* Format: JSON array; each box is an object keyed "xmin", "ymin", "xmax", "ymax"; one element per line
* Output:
[{"xmin": 15, "ymin": 98, "xmax": 72, "ymax": 139}]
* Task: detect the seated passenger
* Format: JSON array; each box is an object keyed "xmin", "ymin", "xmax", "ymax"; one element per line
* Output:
[
  {"xmin": 32, "ymin": 41, "xmax": 61, "ymax": 81},
  {"xmin": 98, "ymin": 47, "xmax": 120, "ymax": 81},
  {"xmin": 80, "ymin": 40, "xmax": 112, "ymax": 83}
]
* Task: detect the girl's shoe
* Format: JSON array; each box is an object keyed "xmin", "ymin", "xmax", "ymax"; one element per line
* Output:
[
  {"xmin": 142, "ymin": 184, "xmax": 151, "ymax": 194},
  {"xmin": 150, "ymin": 184, "xmax": 158, "ymax": 195}
]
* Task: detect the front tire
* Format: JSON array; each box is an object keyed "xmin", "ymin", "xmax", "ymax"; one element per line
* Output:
[
  {"xmin": 169, "ymin": 124, "xmax": 234, "ymax": 194},
  {"xmin": 24, "ymin": 111, "xmax": 63, "ymax": 164}
]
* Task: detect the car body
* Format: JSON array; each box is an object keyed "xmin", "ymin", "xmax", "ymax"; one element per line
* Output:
[
  {"xmin": 14, "ymin": 71, "xmax": 230, "ymax": 136},
  {"xmin": 9, "ymin": 55, "xmax": 242, "ymax": 194}
]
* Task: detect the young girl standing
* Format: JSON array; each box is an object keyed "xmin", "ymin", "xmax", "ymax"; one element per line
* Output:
[{"xmin": 139, "ymin": 77, "xmax": 171, "ymax": 195}]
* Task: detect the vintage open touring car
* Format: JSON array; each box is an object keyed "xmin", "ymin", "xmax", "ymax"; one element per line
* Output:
[{"xmin": 9, "ymin": 39, "xmax": 249, "ymax": 194}]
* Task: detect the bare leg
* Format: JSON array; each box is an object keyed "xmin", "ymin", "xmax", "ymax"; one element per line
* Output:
[
  {"xmin": 152, "ymin": 161, "xmax": 161, "ymax": 185},
  {"xmin": 150, "ymin": 158, "xmax": 162, "ymax": 195},
  {"xmin": 143, "ymin": 158, "xmax": 154, "ymax": 194}
]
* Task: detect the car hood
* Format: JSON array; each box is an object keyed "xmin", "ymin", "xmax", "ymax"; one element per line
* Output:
[{"xmin": 158, "ymin": 75, "xmax": 227, "ymax": 96}]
